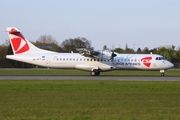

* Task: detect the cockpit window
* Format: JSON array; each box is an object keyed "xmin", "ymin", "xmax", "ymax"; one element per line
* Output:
[
  {"xmin": 155, "ymin": 57, "xmax": 166, "ymax": 60},
  {"xmin": 161, "ymin": 57, "xmax": 166, "ymax": 60}
]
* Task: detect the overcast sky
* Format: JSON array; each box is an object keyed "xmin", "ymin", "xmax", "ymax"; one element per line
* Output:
[{"xmin": 1, "ymin": 0, "xmax": 180, "ymax": 50}]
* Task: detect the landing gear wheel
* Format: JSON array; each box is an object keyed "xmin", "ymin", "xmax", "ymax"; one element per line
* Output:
[
  {"xmin": 95, "ymin": 71, "xmax": 100, "ymax": 76},
  {"xmin": 90, "ymin": 70, "xmax": 100, "ymax": 76},
  {"xmin": 160, "ymin": 70, "xmax": 165, "ymax": 76},
  {"xmin": 90, "ymin": 71, "xmax": 96, "ymax": 76},
  {"xmin": 161, "ymin": 73, "xmax": 165, "ymax": 76}
]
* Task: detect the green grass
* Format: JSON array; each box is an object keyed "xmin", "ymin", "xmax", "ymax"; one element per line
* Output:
[
  {"xmin": 0, "ymin": 68, "xmax": 179, "ymax": 76},
  {"xmin": 0, "ymin": 80, "xmax": 180, "ymax": 120}
]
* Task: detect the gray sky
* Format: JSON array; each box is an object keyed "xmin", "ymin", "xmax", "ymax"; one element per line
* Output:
[{"xmin": 1, "ymin": 0, "xmax": 180, "ymax": 50}]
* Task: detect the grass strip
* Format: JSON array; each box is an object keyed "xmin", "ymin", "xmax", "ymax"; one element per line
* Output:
[{"xmin": 0, "ymin": 80, "xmax": 180, "ymax": 120}]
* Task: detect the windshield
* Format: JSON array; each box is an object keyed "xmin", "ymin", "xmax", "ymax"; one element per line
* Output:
[{"xmin": 155, "ymin": 57, "xmax": 166, "ymax": 60}]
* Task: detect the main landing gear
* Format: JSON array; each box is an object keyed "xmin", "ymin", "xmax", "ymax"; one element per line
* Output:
[
  {"xmin": 160, "ymin": 70, "xmax": 165, "ymax": 76},
  {"xmin": 90, "ymin": 69, "xmax": 100, "ymax": 76},
  {"xmin": 90, "ymin": 69, "xmax": 166, "ymax": 76}
]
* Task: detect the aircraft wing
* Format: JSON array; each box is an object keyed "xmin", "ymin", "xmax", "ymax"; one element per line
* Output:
[{"xmin": 76, "ymin": 48, "xmax": 100, "ymax": 58}]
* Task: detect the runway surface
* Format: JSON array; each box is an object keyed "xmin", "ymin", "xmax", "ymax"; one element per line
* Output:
[{"xmin": 0, "ymin": 75, "xmax": 180, "ymax": 81}]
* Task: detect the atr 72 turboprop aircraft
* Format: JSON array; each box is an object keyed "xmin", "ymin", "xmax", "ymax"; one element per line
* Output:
[{"xmin": 6, "ymin": 27, "xmax": 174, "ymax": 76}]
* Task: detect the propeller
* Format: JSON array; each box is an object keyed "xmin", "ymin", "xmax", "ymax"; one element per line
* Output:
[{"xmin": 111, "ymin": 51, "xmax": 117, "ymax": 61}]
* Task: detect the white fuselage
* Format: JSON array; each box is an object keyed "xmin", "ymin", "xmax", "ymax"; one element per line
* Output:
[
  {"xmin": 6, "ymin": 52, "xmax": 174, "ymax": 71},
  {"xmin": 5, "ymin": 27, "xmax": 174, "ymax": 76}
]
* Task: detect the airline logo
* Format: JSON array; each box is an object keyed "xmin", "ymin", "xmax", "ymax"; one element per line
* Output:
[
  {"xmin": 10, "ymin": 28, "xmax": 29, "ymax": 54},
  {"xmin": 141, "ymin": 56, "xmax": 152, "ymax": 67}
]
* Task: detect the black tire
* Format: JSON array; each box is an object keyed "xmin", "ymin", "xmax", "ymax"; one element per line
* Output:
[
  {"xmin": 90, "ymin": 71, "xmax": 96, "ymax": 76},
  {"xmin": 161, "ymin": 73, "xmax": 165, "ymax": 76},
  {"xmin": 90, "ymin": 70, "xmax": 100, "ymax": 76},
  {"xmin": 95, "ymin": 71, "xmax": 100, "ymax": 76}
]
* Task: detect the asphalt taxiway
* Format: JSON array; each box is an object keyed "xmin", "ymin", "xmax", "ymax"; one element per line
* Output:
[{"xmin": 0, "ymin": 75, "xmax": 180, "ymax": 81}]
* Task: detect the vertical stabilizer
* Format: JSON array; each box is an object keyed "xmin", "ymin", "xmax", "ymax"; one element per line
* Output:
[{"xmin": 6, "ymin": 27, "xmax": 54, "ymax": 54}]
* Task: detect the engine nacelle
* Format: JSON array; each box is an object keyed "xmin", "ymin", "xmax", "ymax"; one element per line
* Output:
[{"xmin": 97, "ymin": 50, "xmax": 117, "ymax": 60}]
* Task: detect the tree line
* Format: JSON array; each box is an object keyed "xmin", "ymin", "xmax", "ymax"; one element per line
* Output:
[{"xmin": 0, "ymin": 34, "xmax": 180, "ymax": 68}]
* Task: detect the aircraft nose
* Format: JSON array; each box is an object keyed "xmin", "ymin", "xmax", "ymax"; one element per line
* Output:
[{"xmin": 168, "ymin": 62, "xmax": 174, "ymax": 69}]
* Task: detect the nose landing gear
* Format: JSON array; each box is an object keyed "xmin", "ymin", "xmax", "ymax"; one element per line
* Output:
[{"xmin": 160, "ymin": 70, "xmax": 165, "ymax": 76}]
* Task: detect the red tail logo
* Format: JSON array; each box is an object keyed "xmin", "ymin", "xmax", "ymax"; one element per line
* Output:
[
  {"xmin": 141, "ymin": 57, "xmax": 152, "ymax": 67},
  {"xmin": 10, "ymin": 28, "xmax": 29, "ymax": 54}
]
